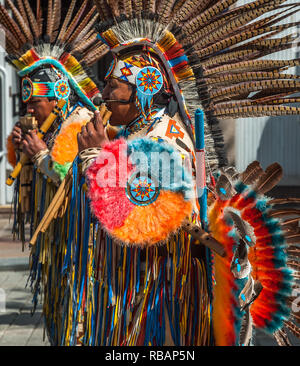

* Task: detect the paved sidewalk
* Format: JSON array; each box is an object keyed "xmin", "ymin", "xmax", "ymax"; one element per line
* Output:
[
  {"xmin": 0, "ymin": 268, "xmax": 50, "ymax": 346},
  {"xmin": 0, "ymin": 215, "xmax": 50, "ymax": 346}
]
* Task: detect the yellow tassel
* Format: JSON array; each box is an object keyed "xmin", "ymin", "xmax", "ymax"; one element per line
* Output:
[
  {"xmin": 19, "ymin": 49, "xmax": 37, "ymax": 67},
  {"xmin": 78, "ymin": 78, "xmax": 98, "ymax": 94},
  {"xmin": 143, "ymin": 247, "xmax": 148, "ymax": 293},
  {"xmin": 102, "ymin": 29, "xmax": 119, "ymax": 48},
  {"xmin": 122, "ymin": 246, "xmax": 127, "ymax": 292},
  {"xmin": 114, "ymin": 296, "xmax": 119, "ymax": 327},
  {"xmin": 101, "ymin": 285, "xmax": 108, "ymax": 344},
  {"xmin": 62, "ymin": 54, "xmax": 82, "ymax": 75},
  {"xmin": 87, "ymin": 300, "xmax": 92, "ymax": 342},
  {"xmin": 157, "ymin": 30, "xmax": 177, "ymax": 52},
  {"xmin": 12, "ymin": 59, "xmax": 26, "ymax": 70},
  {"xmin": 176, "ymin": 68, "xmax": 195, "ymax": 82},
  {"xmin": 138, "ymin": 276, "xmax": 151, "ymax": 328}
]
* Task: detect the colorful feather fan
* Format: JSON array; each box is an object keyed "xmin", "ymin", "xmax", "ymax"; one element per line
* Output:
[
  {"xmin": 209, "ymin": 161, "xmax": 300, "ymax": 345},
  {"xmin": 51, "ymin": 121, "xmax": 89, "ymax": 180},
  {"xmin": 86, "ymin": 137, "xmax": 193, "ymax": 246},
  {"xmin": 0, "ymin": 0, "xmax": 107, "ymax": 110}
]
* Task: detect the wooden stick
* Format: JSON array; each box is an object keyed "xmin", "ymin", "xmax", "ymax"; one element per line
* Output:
[
  {"xmin": 99, "ymin": 104, "xmax": 106, "ymax": 120},
  {"xmin": 58, "ymin": 189, "xmax": 71, "ymax": 218},
  {"xmin": 43, "ymin": 176, "xmax": 73, "ymax": 226},
  {"xmin": 102, "ymin": 108, "xmax": 112, "ymax": 126},
  {"xmin": 182, "ymin": 221, "xmax": 226, "ymax": 257},
  {"xmin": 29, "ymin": 171, "xmax": 73, "ymax": 245}
]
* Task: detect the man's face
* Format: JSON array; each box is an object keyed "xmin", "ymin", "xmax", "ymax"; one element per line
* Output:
[
  {"xmin": 26, "ymin": 97, "xmax": 57, "ymax": 127},
  {"xmin": 102, "ymin": 78, "xmax": 139, "ymax": 126}
]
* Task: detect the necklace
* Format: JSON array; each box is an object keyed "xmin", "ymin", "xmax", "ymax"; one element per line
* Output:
[{"xmin": 122, "ymin": 108, "xmax": 165, "ymax": 137}]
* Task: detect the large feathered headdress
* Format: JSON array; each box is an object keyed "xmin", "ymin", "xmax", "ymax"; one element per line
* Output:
[
  {"xmin": 92, "ymin": 0, "xmax": 300, "ymax": 172},
  {"xmin": 0, "ymin": 0, "xmax": 109, "ymax": 110}
]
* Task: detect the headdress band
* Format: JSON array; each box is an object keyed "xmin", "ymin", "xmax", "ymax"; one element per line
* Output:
[{"xmin": 22, "ymin": 77, "xmax": 71, "ymax": 103}]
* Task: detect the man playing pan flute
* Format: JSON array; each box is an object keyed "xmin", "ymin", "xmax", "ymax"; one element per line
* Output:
[
  {"xmin": 2, "ymin": 0, "xmax": 106, "ymax": 345},
  {"xmin": 71, "ymin": 0, "xmax": 300, "ymax": 346}
]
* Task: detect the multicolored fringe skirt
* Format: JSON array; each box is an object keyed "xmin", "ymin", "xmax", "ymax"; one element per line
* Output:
[{"xmin": 28, "ymin": 161, "xmax": 212, "ymax": 346}]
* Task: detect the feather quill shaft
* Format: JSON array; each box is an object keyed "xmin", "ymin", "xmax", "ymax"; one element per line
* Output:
[
  {"xmin": 68, "ymin": 5, "xmax": 97, "ymax": 44},
  {"xmin": 5, "ymin": 0, "xmax": 32, "ymax": 42},
  {"xmin": 46, "ymin": 0, "xmax": 53, "ymax": 40},
  {"xmin": 0, "ymin": 5, "xmax": 25, "ymax": 44},
  {"xmin": 51, "ymin": 0, "xmax": 62, "ymax": 43},
  {"xmin": 36, "ymin": 0, "xmax": 42, "ymax": 37},
  {"xmin": 61, "ymin": 0, "xmax": 88, "ymax": 43},
  {"xmin": 252, "ymin": 163, "xmax": 283, "ymax": 195},
  {"xmin": 57, "ymin": 0, "xmax": 76, "ymax": 42},
  {"xmin": 213, "ymin": 105, "xmax": 300, "ymax": 118},
  {"xmin": 23, "ymin": 0, "xmax": 39, "ymax": 39},
  {"xmin": 16, "ymin": 0, "xmax": 29, "ymax": 28},
  {"xmin": 241, "ymin": 161, "xmax": 263, "ymax": 185}
]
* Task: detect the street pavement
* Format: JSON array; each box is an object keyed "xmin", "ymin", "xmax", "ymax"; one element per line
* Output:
[
  {"xmin": 0, "ymin": 214, "xmax": 50, "ymax": 346},
  {"xmin": 0, "ymin": 212, "xmax": 298, "ymax": 347}
]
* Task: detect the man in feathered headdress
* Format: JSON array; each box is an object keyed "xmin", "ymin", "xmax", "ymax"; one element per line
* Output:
[
  {"xmin": 10, "ymin": 66, "xmax": 85, "ymax": 185},
  {"xmin": 72, "ymin": 0, "xmax": 300, "ymax": 347},
  {"xmin": 1, "ymin": 0, "xmax": 107, "ymax": 345}
]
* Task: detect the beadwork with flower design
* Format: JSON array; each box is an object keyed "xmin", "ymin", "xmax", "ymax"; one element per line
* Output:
[
  {"xmin": 54, "ymin": 79, "xmax": 70, "ymax": 99},
  {"xmin": 126, "ymin": 172, "xmax": 160, "ymax": 206},
  {"xmin": 22, "ymin": 78, "xmax": 33, "ymax": 103},
  {"xmin": 136, "ymin": 66, "xmax": 163, "ymax": 95}
]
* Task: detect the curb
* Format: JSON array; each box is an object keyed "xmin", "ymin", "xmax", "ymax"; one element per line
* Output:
[
  {"xmin": 0, "ymin": 205, "xmax": 13, "ymax": 220},
  {"xmin": 0, "ymin": 257, "xmax": 30, "ymax": 272}
]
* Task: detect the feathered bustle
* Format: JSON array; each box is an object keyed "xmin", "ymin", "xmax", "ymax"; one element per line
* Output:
[{"xmin": 210, "ymin": 160, "xmax": 300, "ymax": 345}]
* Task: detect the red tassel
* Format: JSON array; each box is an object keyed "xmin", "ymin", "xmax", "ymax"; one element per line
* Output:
[{"xmin": 164, "ymin": 42, "xmax": 185, "ymax": 60}]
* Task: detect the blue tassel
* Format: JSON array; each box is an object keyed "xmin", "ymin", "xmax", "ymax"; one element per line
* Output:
[
  {"xmin": 136, "ymin": 248, "xmax": 141, "ymax": 294},
  {"xmin": 63, "ymin": 159, "xmax": 78, "ymax": 273},
  {"xmin": 98, "ymin": 285, "xmax": 105, "ymax": 345},
  {"xmin": 106, "ymin": 236, "xmax": 113, "ymax": 306},
  {"xmin": 29, "ymin": 167, "xmax": 37, "ymax": 237},
  {"xmin": 136, "ymin": 88, "xmax": 153, "ymax": 117},
  {"xmin": 108, "ymin": 307, "xmax": 115, "ymax": 345}
]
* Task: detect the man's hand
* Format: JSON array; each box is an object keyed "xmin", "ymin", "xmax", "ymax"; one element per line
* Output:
[
  {"xmin": 11, "ymin": 122, "xmax": 23, "ymax": 149},
  {"xmin": 22, "ymin": 130, "xmax": 48, "ymax": 159},
  {"xmin": 77, "ymin": 111, "xmax": 109, "ymax": 153}
]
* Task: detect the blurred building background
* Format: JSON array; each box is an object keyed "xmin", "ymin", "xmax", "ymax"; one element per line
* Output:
[
  {"xmin": 0, "ymin": 20, "xmax": 19, "ymax": 206},
  {"xmin": 233, "ymin": 0, "xmax": 300, "ymax": 195}
]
